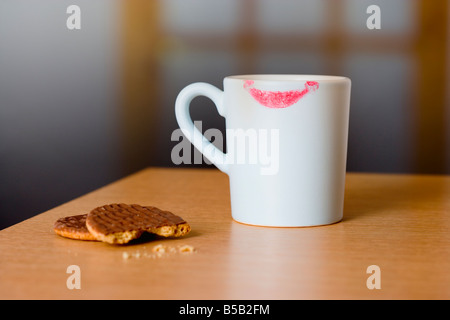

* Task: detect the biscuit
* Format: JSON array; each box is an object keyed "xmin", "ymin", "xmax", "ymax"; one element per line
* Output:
[
  {"xmin": 53, "ymin": 214, "xmax": 97, "ymax": 241},
  {"xmin": 86, "ymin": 203, "xmax": 191, "ymax": 244}
]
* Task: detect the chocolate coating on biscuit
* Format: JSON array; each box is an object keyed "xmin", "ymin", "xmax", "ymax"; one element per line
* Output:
[
  {"xmin": 87, "ymin": 203, "xmax": 187, "ymax": 235},
  {"xmin": 54, "ymin": 214, "xmax": 97, "ymax": 241}
]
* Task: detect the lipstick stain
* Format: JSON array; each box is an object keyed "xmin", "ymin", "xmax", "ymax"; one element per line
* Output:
[{"xmin": 244, "ymin": 80, "xmax": 319, "ymax": 109}]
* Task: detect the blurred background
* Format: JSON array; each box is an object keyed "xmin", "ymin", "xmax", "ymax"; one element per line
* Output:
[{"xmin": 0, "ymin": 0, "xmax": 449, "ymax": 229}]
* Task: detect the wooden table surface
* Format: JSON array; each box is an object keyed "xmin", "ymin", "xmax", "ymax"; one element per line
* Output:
[{"xmin": 0, "ymin": 168, "xmax": 449, "ymax": 300}]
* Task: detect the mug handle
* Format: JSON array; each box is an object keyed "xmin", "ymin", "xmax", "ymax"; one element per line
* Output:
[{"xmin": 175, "ymin": 82, "xmax": 228, "ymax": 174}]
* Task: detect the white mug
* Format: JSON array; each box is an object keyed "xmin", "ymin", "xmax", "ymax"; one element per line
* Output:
[{"xmin": 175, "ymin": 74, "xmax": 351, "ymax": 227}]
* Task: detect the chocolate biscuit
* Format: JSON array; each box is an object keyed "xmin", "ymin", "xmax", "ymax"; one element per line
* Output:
[
  {"xmin": 53, "ymin": 214, "xmax": 97, "ymax": 241},
  {"xmin": 85, "ymin": 203, "xmax": 191, "ymax": 244}
]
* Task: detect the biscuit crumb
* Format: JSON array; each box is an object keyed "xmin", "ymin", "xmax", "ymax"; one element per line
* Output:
[
  {"xmin": 152, "ymin": 244, "xmax": 166, "ymax": 253},
  {"xmin": 179, "ymin": 245, "xmax": 195, "ymax": 253},
  {"xmin": 169, "ymin": 246, "xmax": 177, "ymax": 253},
  {"xmin": 122, "ymin": 244, "xmax": 196, "ymax": 260}
]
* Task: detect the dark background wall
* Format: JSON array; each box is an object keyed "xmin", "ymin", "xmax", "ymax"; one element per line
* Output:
[{"xmin": 1, "ymin": 0, "xmax": 449, "ymax": 230}]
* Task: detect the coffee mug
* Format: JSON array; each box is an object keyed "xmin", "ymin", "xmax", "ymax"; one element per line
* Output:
[{"xmin": 175, "ymin": 75, "xmax": 351, "ymax": 227}]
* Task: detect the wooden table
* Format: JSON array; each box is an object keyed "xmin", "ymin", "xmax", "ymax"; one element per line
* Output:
[{"xmin": 0, "ymin": 168, "xmax": 449, "ymax": 300}]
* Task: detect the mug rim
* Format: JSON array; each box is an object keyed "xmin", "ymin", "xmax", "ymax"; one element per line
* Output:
[{"xmin": 225, "ymin": 74, "xmax": 350, "ymax": 82}]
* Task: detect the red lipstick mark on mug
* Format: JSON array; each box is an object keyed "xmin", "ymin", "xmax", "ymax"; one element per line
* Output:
[{"xmin": 244, "ymin": 80, "xmax": 319, "ymax": 109}]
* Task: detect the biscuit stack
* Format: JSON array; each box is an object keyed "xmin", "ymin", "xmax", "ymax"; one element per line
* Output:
[{"xmin": 53, "ymin": 203, "xmax": 190, "ymax": 245}]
